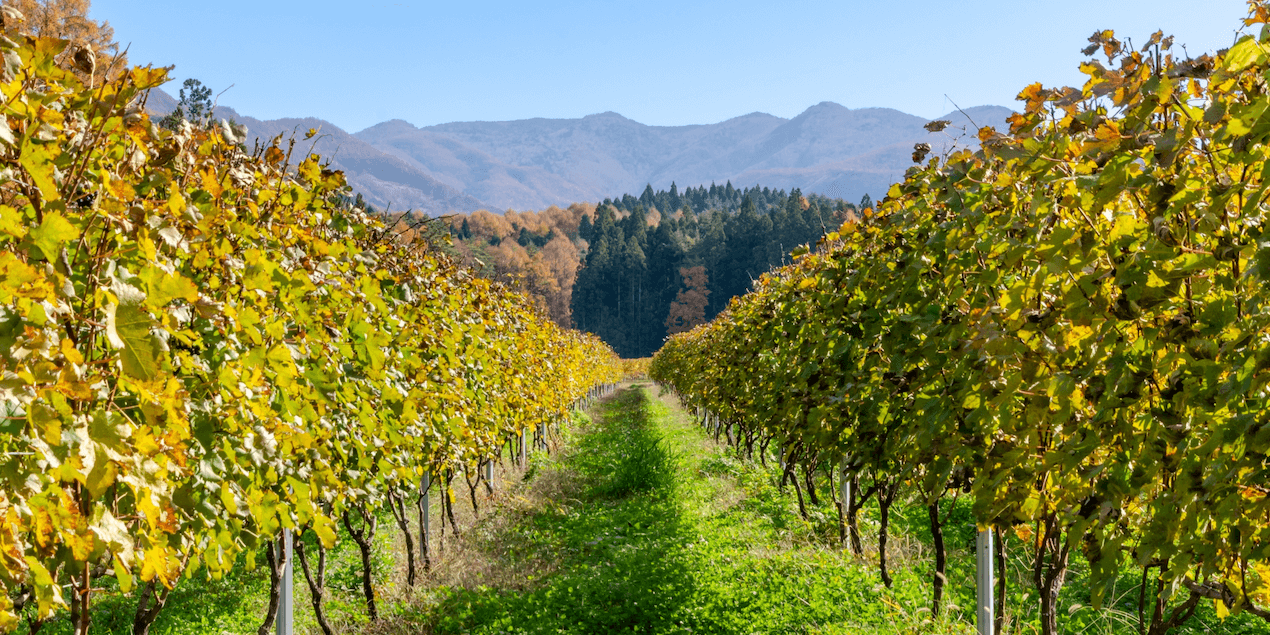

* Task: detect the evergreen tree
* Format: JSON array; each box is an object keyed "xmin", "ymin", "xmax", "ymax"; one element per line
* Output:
[
  {"xmin": 568, "ymin": 181, "xmax": 849, "ymax": 356},
  {"xmin": 160, "ymin": 78, "xmax": 213, "ymax": 130},
  {"xmin": 639, "ymin": 184, "xmax": 656, "ymax": 210}
]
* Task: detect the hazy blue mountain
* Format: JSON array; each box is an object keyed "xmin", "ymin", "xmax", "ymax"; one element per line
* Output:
[
  {"xmin": 217, "ymin": 108, "xmax": 492, "ymax": 214},
  {"xmin": 355, "ymin": 119, "xmax": 591, "ymax": 211},
  {"xmin": 145, "ymin": 87, "xmax": 1012, "ymax": 213},
  {"xmin": 359, "ymin": 102, "xmax": 1012, "ymax": 209},
  {"xmin": 141, "ymin": 88, "xmax": 178, "ymax": 116}
]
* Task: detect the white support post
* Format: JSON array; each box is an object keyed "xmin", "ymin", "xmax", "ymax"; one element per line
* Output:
[
  {"xmin": 976, "ymin": 529, "xmax": 995, "ymax": 635},
  {"xmin": 520, "ymin": 428, "xmax": 527, "ymax": 464},
  {"xmin": 276, "ymin": 529, "xmax": 293, "ymax": 635},
  {"xmin": 484, "ymin": 458, "xmax": 493, "ymax": 484},
  {"xmin": 421, "ymin": 471, "xmax": 430, "ymax": 546},
  {"xmin": 839, "ymin": 455, "xmax": 850, "ymax": 521}
]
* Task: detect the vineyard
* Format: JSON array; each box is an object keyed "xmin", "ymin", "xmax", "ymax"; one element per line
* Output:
[
  {"xmin": 651, "ymin": 6, "xmax": 1270, "ymax": 635},
  {"xmin": 0, "ymin": 15, "xmax": 630, "ymax": 634}
]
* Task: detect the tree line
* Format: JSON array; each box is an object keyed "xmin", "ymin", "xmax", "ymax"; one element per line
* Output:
[{"xmin": 445, "ymin": 185, "xmax": 860, "ymax": 358}]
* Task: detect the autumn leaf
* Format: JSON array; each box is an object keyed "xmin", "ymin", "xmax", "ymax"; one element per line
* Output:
[{"xmin": 106, "ymin": 281, "xmax": 159, "ymax": 380}]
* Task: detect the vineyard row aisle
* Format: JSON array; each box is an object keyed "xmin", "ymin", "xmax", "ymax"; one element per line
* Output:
[{"xmin": 360, "ymin": 381, "xmax": 1018, "ymax": 634}]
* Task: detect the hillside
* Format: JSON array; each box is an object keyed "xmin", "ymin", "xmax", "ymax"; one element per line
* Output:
[
  {"xmin": 363, "ymin": 102, "xmax": 1011, "ymax": 210},
  {"xmin": 145, "ymin": 88, "xmax": 1010, "ymax": 214}
]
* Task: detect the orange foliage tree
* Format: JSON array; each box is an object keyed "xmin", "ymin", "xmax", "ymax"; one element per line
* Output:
[
  {"xmin": 2, "ymin": 0, "xmax": 122, "ymax": 76},
  {"xmin": 665, "ymin": 266, "xmax": 710, "ymax": 334}
]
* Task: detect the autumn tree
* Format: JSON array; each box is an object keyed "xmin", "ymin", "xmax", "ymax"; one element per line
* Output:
[
  {"xmin": 541, "ymin": 233, "xmax": 580, "ymax": 325},
  {"xmin": 665, "ymin": 266, "xmax": 710, "ymax": 334},
  {"xmin": 3, "ymin": 0, "xmax": 123, "ymax": 76}
]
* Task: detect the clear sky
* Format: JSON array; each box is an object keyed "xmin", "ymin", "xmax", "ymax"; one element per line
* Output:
[{"xmin": 94, "ymin": 0, "xmax": 1251, "ymax": 133}]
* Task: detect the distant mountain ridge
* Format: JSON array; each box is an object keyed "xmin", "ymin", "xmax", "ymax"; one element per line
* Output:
[{"xmin": 146, "ymin": 90, "xmax": 1012, "ymax": 214}]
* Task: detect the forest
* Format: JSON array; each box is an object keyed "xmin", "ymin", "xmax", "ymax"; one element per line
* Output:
[{"xmin": 445, "ymin": 183, "xmax": 857, "ymax": 358}]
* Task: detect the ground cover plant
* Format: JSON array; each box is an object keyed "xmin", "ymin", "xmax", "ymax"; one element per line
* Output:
[{"xmin": 378, "ymin": 383, "xmax": 1203, "ymax": 635}]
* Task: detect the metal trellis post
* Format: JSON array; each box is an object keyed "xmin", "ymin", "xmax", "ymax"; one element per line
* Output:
[
  {"xmin": 976, "ymin": 528, "xmax": 995, "ymax": 635},
  {"xmin": 276, "ymin": 529, "xmax": 293, "ymax": 635}
]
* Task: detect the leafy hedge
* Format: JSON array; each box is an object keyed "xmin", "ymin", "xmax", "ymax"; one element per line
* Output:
[
  {"xmin": 0, "ymin": 21, "xmax": 623, "ymax": 633},
  {"xmin": 651, "ymin": 8, "xmax": 1270, "ymax": 635}
]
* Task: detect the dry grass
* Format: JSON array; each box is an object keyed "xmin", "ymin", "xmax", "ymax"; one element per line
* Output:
[{"xmin": 346, "ymin": 394, "xmax": 615, "ymax": 633}]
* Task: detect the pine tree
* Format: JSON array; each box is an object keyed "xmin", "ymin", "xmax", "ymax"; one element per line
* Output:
[
  {"xmin": 159, "ymin": 78, "xmax": 213, "ymax": 130},
  {"xmin": 639, "ymin": 184, "xmax": 656, "ymax": 209}
]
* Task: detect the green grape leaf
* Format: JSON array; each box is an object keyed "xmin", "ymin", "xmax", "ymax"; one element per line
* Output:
[{"xmin": 106, "ymin": 283, "xmax": 159, "ymax": 380}]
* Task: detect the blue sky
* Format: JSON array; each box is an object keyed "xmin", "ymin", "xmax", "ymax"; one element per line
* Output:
[{"xmin": 96, "ymin": 0, "xmax": 1250, "ymax": 132}]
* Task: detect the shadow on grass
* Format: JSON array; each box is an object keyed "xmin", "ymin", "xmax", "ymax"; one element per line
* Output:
[
  {"xmin": 428, "ymin": 387, "xmax": 698, "ymax": 635},
  {"xmin": 39, "ymin": 553, "xmax": 269, "ymax": 635}
]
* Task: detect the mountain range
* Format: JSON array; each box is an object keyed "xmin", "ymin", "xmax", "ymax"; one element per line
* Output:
[{"xmin": 144, "ymin": 89, "xmax": 1012, "ymax": 214}]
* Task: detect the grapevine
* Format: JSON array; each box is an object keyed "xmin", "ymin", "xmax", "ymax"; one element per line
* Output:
[
  {"xmin": 651, "ymin": 6, "xmax": 1270, "ymax": 634},
  {"xmin": 0, "ymin": 19, "xmax": 624, "ymax": 633}
]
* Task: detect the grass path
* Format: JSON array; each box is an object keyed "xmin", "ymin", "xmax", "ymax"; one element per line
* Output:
[{"xmin": 400, "ymin": 381, "xmax": 976, "ymax": 635}]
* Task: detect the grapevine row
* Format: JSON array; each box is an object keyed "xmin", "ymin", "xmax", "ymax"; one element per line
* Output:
[
  {"xmin": 0, "ymin": 22, "xmax": 625, "ymax": 634},
  {"xmin": 651, "ymin": 9, "xmax": 1270, "ymax": 635}
]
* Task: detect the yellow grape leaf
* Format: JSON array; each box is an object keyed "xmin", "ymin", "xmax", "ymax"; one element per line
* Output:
[
  {"xmin": 0, "ymin": 205, "xmax": 25, "ymax": 239},
  {"xmin": 113, "ymin": 554, "xmax": 133, "ymax": 594},
  {"xmin": 91, "ymin": 507, "xmax": 131, "ymax": 554},
  {"xmin": 18, "ymin": 142, "xmax": 60, "ymax": 202},
  {"xmin": 1215, "ymin": 598, "xmax": 1229, "ymax": 619},
  {"xmin": 27, "ymin": 211, "xmax": 78, "ymax": 261},
  {"xmin": 313, "ymin": 514, "xmax": 338, "ymax": 549},
  {"xmin": 84, "ymin": 446, "xmax": 116, "ymax": 498},
  {"xmin": 23, "ymin": 555, "xmax": 63, "ymax": 616},
  {"xmin": 220, "ymin": 482, "xmax": 238, "ymax": 515},
  {"xmin": 60, "ymin": 339, "xmax": 83, "ymax": 365},
  {"xmin": 1224, "ymin": 36, "xmax": 1265, "ymax": 73},
  {"xmin": 28, "ymin": 403, "xmax": 60, "ymax": 446},
  {"xmin": 139, "ymin": 544, "xmax": 175, "ymax": 585},
  {"xmin": 0, "ymin": 605, "xmax": 17, "ymax": 631},
  {"xmin": 200, "ymin": 169, "xmax": 223, "ymax": 198},
  {"xmin": 167, "ymin": 189, "xmax": 185, "ymax": 216},
  {"xmin": 139, "ymin": 266, "xmax": 198, "ymax": 307}
]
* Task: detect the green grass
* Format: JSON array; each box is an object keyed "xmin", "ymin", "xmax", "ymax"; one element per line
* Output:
[
  {"xmin": 396, "ymin": 384, "xmax": 974, "ymax": 634},
  {"xmin": 31, "ymin": 384, "xmax": 1270, "ymax": 634}
]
